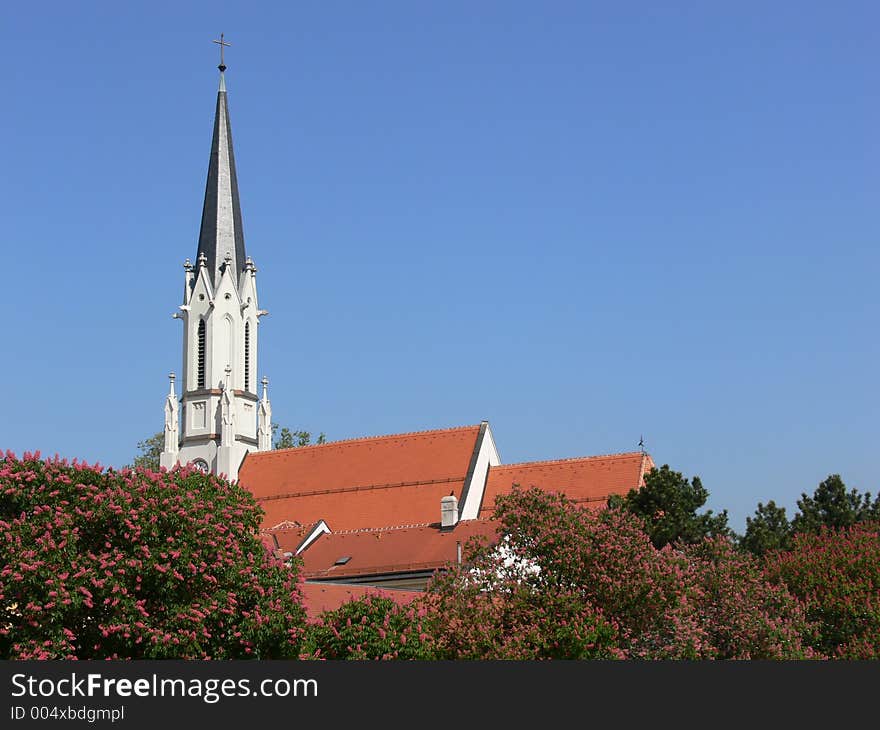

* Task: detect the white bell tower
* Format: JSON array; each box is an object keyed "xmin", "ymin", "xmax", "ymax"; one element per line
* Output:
[{"xmin": 160, "ymin": 45, "xmax": 273, "ymax": 481}]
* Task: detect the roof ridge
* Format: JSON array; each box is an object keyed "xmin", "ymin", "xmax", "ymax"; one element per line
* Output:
[
  {"xmin": 493, "ymin": 451, "xmax": 647, "ymax": 470},
  {"xmin": 328, "ymin": 518, "xmax": 498, "ymax": 536},
  {"xmin": 248, "ymin": 423, "xmax": 483, "ymax": 458},
  {"xmin": 331, "ymin": 523, "xmax": 433, "ymax": 535},
  {"xmin": 262, "ymin": 520, "xmax": 319, "ymax": 532}
]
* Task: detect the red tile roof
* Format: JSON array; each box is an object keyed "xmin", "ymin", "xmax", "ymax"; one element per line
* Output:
[
  {"xmin": 260, "ymin": 522, "xmax": 320, "ymax": 557},
  {"xmin": 479, "ymin": 451, "xmax": 654, "ymax": 518},
  {"xmin": 298, "ymin": 520, "xmax": 499, "ymax": 580},
  {"xmin": 300, "ymin": 582, "xmax": 420, "ymax": 621},
  {"xmin": 239, "ymin": 425, "xmax": 482, "ymax": 531},
  {"xmin": 245, "ymin": 423, "xmax": 654, "ymax": 585}
]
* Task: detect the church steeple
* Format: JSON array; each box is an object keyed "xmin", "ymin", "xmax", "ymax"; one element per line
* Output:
[
  {"xmin": 195, "ymin": 52, "xmax": 247, "ymax": 289},
  {"xmin": 160, "ymin": 39, "xmax": 273, "ymax": 482}
]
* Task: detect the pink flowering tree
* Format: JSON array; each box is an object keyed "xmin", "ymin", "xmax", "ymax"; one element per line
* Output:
[
  {"xmin": 454, "ymin": 487, "xmax": 707, "ymax": 658},
  {"xmin": 425, "ymin": 487, "xmax": 813, "ymax": 659},
  {"xmin": 302, "ymin": 595, "xmax": 436, "ymax": 660},
  {"xmin": 0, "ymin": 452, "xmax": 306, "ymax": 659},
  {"xmin": 763, "ymin": 522, "xmax": 880, "ymax": 658},
  {"xmin": 682, "ymin": 537, "xmax": 817, "ymax": 659},
  {"xmin": 424, "ymin": 567, "xmax": 622, "ymax": 659}
]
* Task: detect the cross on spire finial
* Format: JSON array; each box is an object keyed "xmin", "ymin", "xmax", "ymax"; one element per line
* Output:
[{"xmin": 213, "ymin": 33, "xmax": 231, "ymax": 72}]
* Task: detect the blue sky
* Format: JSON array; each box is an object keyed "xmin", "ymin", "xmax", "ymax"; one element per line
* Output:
[{"xmin": 3, "ymin": 1, "xmax": 877, "ymax": 532}]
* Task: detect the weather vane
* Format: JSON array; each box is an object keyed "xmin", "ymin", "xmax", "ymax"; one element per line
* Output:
[{"xmin": 213, "ymin": 33, "xmax": 231, "ymax": 72}]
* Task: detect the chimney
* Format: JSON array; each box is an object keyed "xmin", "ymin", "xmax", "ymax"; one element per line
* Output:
[{"xmin": 441, "ymin": 495, "xmax": 459, "ymax": 529}]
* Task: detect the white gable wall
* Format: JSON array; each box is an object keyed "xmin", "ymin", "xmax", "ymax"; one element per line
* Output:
[{"xmin": 459, "ymin": 422, "xmax": 502, "ymax": 521}]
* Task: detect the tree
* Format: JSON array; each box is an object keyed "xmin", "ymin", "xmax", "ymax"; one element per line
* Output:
[
  {"xmin": 272, "ymin": 423, "xmax": 326, "ymax": 450},
  {"xmin": 127, "ymin": 432, "xmax": 163, "ymax": 470},
  {"xmin": 425, "ymin": 568, "xmax": 622, "ymax": 660},
  {"xmin": 302, "ymin": 595, "xmax": 436, "ymax": 660},
  {"xmin": 426, "ymin": 487, "xmax": 688, "ymax": 658},
  {"xmin": 791, "ymin": 474, "xmax": 880, "ymax": 535},
  {"xmin": 0, "ymin": 451, "xmax": 307, "ymax": 659},
  {"xmin": 682, "ymin": 537, "xmax": 816, "ymax": 659},
  {"xmin": 425, "ymin": 487, "xmax": 810, "ymax": 659},
  {"xmin": 764, "ymin": 522, "xmax": 880, "ymax": 658},
  {"xmin": 608, "ymin": 465, "xmax": 731, "ymax": 548},
  {"xmin": 740, "ymin": 500, "xmax": 792, "ymax": 557}
]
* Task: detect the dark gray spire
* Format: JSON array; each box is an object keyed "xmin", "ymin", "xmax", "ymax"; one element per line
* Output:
[{"xmin": 195, "ymin": 68, "xmax": 247, "ymax": 288}]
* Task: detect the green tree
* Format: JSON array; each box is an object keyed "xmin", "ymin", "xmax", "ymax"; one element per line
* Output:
[
  {"xmin": 272, "ymin": 423, "xmax": 326, "ymax": 449},
  {"xmin": 740, "ymin": 500, "xmax": 792, "ymax": 557},
  {"xmin": 127, "ymin": 432, "xmax": 163, "ymax": 470},
  {"xmin": 791, "ymin": 474, "xmax": 880, "ymax": 535},
  {"xmin": 608, "ymin": 465, "xmax": 731, "ymax": 548}
]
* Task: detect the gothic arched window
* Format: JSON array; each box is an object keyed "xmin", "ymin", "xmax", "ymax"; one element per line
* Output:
[
  {"xmin": 197, "ymin": 319, "xmax": 206, "ymax": 389},
  {"xmin": 244, "ymin": 321, "xmax": 251, "ymax": 392}
]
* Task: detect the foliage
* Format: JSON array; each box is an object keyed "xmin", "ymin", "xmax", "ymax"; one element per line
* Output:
[
  {"xmin": 272, "ymin": 424, "xmax": 326, "ymax": 450},
  {"xmin": 740, "ymin": 500, "xmax": 792, "ymax": 557},
  {"xmin": 682, "ymin": 537, "xmax": 816, "ymax": 659},
  {"xmin": 302, "ymin": 595, "xmax": 436, "ymax": 660},
  {"xmin": 0, "ymin": 451, "xmax": 306, "ymax": 659},
  {"xmin": 790, "ymin": 474, "xmax": 880, "ymax": 535},
  {"xmin": 607, "ymin": 465, "xmax": 731, "ymax": 549},
  {"xmin": 11, "ymin": 443, "xmax": 871, "ymax": 661},
  {"xmin": 764, "ymin": 522, "xmax": 880, "ymax": 658},
  {"xmin": 427, "ymin": 487, "xmax": 810, "ymax": 659},
  {"xmin": 741, "ymin": 475, "xmax": 879, "ymax": 560},
  {"xmin": 127, "ymin": 432, "xmax": 163, "ymax": 471},
  {"xmin": 425, "ymin": 567, "xmax": 622, "ymax": 659}
]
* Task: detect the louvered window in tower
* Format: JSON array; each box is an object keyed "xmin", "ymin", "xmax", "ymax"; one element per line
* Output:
[
  {"xmin": 244, "ymin": 322, "xmax": 251, "ymax": 391},
  {"xmin": 197, "ymin": 320, "xmax": 206, "ymax": 389}
]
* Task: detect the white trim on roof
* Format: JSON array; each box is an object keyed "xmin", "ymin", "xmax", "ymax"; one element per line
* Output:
[
  {"xmin": 459, "ymin": 422, "xmax": 501, "ymax": 520},
  {"xmin": 295, "ymin": 520, "xmax": 331, "ymax": 555}
]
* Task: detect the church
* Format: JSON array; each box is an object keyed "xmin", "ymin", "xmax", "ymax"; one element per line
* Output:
[{"xmin": 158, "ymin": 51, "xmax": 653, "ymax": 615}]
